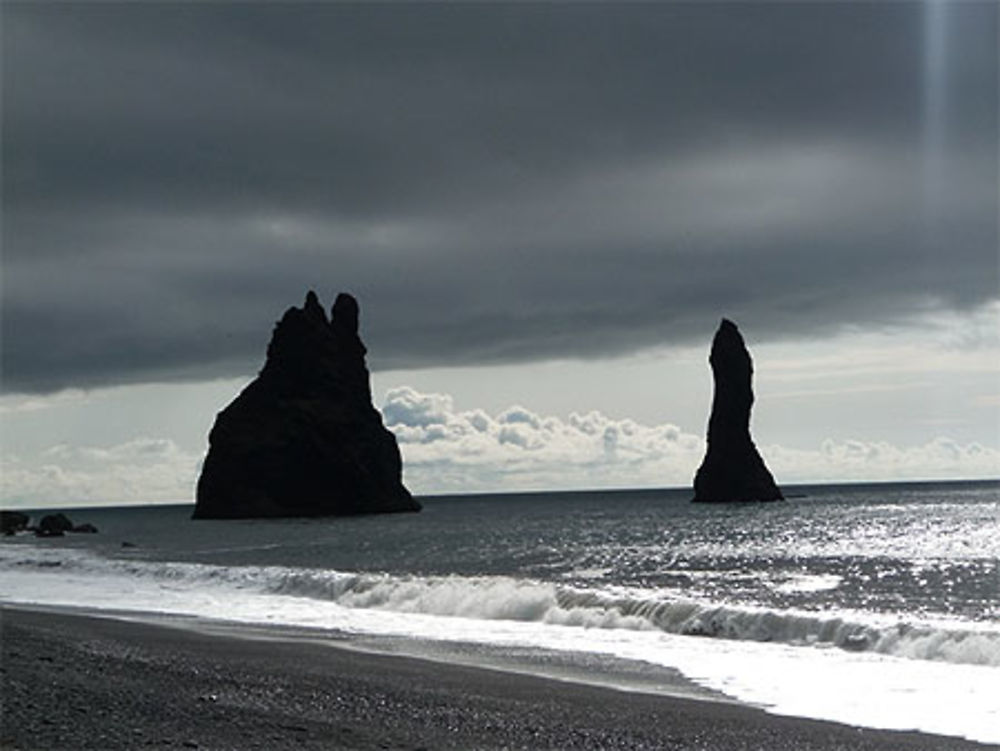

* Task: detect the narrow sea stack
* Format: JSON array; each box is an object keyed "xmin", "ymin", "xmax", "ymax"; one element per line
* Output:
[
  {"xmin": 692, "ymin": 319, "xmax": 783, "ymax": 503},
  {"xmin": 194, "ymin": 291, "xmax": 419, "ymax": 519}
]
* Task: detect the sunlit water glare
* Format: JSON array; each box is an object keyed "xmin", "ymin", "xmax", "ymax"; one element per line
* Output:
[{"xmin": 2, "ymin": 481, "xmax": 998, "ymax": 743}]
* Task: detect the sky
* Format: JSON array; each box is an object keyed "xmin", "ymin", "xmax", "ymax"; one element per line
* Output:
[{"xmin": 2, "ymin": 1, "xmax": 998, "ymax": 508}]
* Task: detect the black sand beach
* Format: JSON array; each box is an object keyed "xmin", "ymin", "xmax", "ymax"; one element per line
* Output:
[{"xmin": 1, "ymin": 606, "xmax": 993, "ymax": 751}]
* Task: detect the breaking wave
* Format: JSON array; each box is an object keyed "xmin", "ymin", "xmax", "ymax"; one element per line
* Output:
[
  {"xmin": 267, "ymin": 568, "xmax": 1000, "ymax": 666},
  {"xmin": 4, "ymin": 544, "xmax": 999, "ymax": 668}
]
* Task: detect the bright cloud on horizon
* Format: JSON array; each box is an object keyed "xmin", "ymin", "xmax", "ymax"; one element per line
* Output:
[
  {"xmin": 2, "ymin": 386, "xmax": 995, "ymax": 509},
  {"xmin": 382, "ymin": 387, "xmax": 999, "ymax": 494},
  {"xmin": 1, "ymin": 438, "xmax": 201, "ymax": 509}
]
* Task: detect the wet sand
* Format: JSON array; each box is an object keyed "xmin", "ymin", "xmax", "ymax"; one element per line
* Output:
[{"xmin": 1, "ymin": 606, "xmax": 993, "ymax": 750}]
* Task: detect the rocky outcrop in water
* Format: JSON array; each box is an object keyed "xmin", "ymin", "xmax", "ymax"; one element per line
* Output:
[
  {"xmin": 1, "ymin": 511, "xmax": 29, "ymax": 535},
  {"xmin": 193, "ymin": 291, "xmax": 419, "ymax": 519},
  {"xmin": 37, "ymin": 513, "xmax": 74, "ymax": 535},
  {"xmin": 692, "ymin": 319, "xmax": 783, "ymax": 503},
  {"xmin": 14, "ymin": 513, "xmax": 100, "ymax": 537}
]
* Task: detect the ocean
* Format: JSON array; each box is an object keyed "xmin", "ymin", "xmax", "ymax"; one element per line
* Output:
[{"xmin": 2, "ymin": 481, "xmax": 998, "ymax": 744}]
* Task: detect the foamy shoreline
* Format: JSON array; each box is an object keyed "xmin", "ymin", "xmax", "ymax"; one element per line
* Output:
[{"xmin": 2, "ymin": 605, "xmax": 994, "ymax": 751}]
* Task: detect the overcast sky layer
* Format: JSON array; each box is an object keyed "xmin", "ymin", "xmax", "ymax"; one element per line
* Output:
[
  {"xmin": 2, "ymin": 2, "xmax": 998, "ymax": 505},
  {"xmin": 4, "ymin": 1, "xmax": 997, "ymax": 392}
]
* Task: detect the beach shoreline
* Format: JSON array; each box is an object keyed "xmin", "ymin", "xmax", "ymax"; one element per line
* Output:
[{"xmin": 2, "ymin": 605, "xmax": 994, "ymax": 751}]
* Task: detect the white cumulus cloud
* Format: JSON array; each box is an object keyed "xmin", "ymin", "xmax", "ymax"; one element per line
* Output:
[
  {"xmin": 1, "ymin": 388, "xmax": 995, "ymax": 509},
  {"xmin": 2, "ymin": 438, "xmax": 200, "ymax": 508},
  {"xmin": 380, "ymin": 386, "xmax": 706, "ymax": 493},
  {"xmin": 379, "ymin": 387, "xmax": 1000, "ymax": 494}
]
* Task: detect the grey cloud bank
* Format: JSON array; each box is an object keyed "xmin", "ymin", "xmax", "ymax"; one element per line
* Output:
[{"xmin": 3, "ymin": 2, "xmax": 997, "ymax": 393}]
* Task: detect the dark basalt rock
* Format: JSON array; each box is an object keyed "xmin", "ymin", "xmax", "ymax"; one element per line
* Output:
[
  {"xmin": 693, "ymin": 319, "xmax": 783, "ymax": 503},
  {"xmin": 29, "ymin": 513, "xmax": 98, "ymax": 536},
  {"xmin": 37, "ymin": 513, "xmax": 74, "ymax": 535},
  {"xmin": 193, "ymin": 291, "xmax": 419, "ymax": 519},
  {"xmin": 1, "ymin": 511, "xmax": 29, "ymax": 535}
]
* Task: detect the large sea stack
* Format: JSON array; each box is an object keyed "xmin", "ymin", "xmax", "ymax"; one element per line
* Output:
[
  {"xmin": 194, "ymin": 291, "xmax": 419, "ymax": 519},
  {"xmin": 692, "ymin": 319, "xmax": 783, "ymax": 503}
]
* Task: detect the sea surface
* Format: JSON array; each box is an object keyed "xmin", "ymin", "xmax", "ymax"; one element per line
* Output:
[{"xmin": 2, "ymin": 481, "xmax": 998, "ymax": 744}]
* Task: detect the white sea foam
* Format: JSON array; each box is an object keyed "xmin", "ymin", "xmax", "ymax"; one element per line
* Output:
[
  {"xmin": 773, "ymin": 573, "xmax": 842, "ymax": 593},
  {"xmin": 3, "ymin": 544, "xmax": 998, "ymax": 668},
  {"xmin": 2, "ymin": 542, "xmax": 998, "ymax": 744}
]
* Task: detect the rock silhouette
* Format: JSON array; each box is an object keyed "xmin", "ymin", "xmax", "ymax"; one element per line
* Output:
[
  {"xmin": 693, "ymin": 319, "xmax": 783, "ymax": 503},
  {"xmin": 37, "ymin": 513, "xmax": 74, "ymax": 536},
  {"xmin": 1, "ymin": 511, "xmax": 29, "ymax": 535},
  {"xmin": 194, "ymin": 291, "xmax": 419, "ymax": 519}
]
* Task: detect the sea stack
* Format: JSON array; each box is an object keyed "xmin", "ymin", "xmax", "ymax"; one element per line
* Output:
[
  {"xmin": 692, "ymin": 319, "xmax": 783, "ymax": 503},
  {"xmin": 193, "ymin": 291, "xmax": 420, "ymax": 519}
]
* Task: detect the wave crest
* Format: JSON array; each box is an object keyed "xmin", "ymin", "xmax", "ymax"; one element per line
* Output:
[{"xmin": 3, "ymin": 545, "xmax": 997, "ymax": 667}]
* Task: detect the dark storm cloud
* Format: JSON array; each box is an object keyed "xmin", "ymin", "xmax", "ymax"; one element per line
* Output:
[{"xmin": 2, "ymin": 2, "xmax": 997, "ymax": 393}]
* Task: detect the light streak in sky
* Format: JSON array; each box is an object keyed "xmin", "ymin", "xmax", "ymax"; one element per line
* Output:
[{"xmin": 922, "ymin": 0, "xmax": 948, "ymax": 231}]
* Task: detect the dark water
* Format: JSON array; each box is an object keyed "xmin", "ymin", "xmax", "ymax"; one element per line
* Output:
[{"xmin": 2, "ymin": 481, "xmax": 998, "ymax": 741}]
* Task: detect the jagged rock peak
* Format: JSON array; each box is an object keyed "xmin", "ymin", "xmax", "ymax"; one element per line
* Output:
[
  {"xmin": 194, "ymin": 291, "xmax": 419, "ymax": 519},
  {"xmin": 331, "ymin": 292, "xmax": 360, "ymax": 335},
  {"xmin": 303, "ymin": 289, "xmax": 327, "ymax": 325},
  {"xmin": 714, "ymin": 318, "xmax": 745, "ymax": 355},
  {"xmin": 711, "ymin": 319, "xmax": 753, "ymax": 377},
  {"xmin": 692, "ymin": 318, "xmax": 783, "ymax": 503}
]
